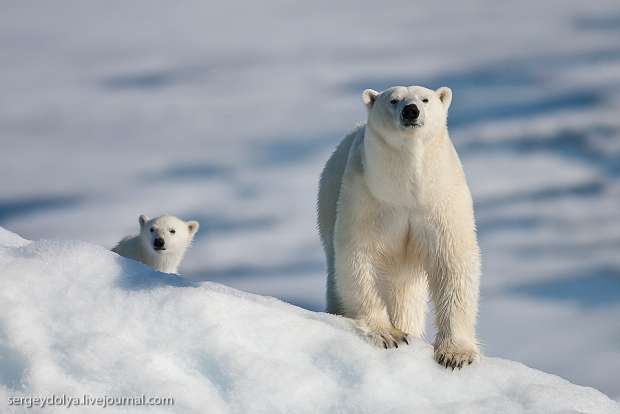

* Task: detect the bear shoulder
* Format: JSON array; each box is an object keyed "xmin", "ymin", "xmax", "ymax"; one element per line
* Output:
[{"xmin": 111, "ymin": 235, "xmax": 140, "ymax": 257}]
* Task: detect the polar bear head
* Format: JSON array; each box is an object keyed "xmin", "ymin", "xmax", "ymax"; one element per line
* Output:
[
  {"xmin": 138, "ymin": 214, "xmax": 199, "ymax": 256},
  {"xmin": 362, "ymin": 85, "xmax": 452, "ymax": 148}
]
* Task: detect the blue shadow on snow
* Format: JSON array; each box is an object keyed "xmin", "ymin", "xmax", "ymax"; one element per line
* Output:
[
  {"xmin": 115, "ymin": 258, "xmax": 199, "ymax": 291},
  {"xmin": 507, "ymin": 266, "xmax": 620, "ymax": 307},
  {"xmin": 0, "ymin": 194, "xmax": 81, "ymax": 222}
]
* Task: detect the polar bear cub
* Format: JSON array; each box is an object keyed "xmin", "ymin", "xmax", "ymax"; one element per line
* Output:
[
  {"xmin": 112, "ymin": 214, "xmax": 199, "ymax": 274},
  {"xmin": 318, "ymin": 85, "xmax": 481, "ymax": 369}
]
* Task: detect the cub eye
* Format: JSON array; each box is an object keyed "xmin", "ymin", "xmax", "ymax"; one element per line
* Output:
[
  {"xmin": 390, "ymin": 99, "xmax": 399, "ymax": 105},
  {"xmin": 150, "ymin": 227, "xmax": 154, "ymax": 233},
  {"xmin": 170, "ymin": 229, "xmax": 176, "ymax": 234},
  {"xmin": 422, "ymin": 98, "xmax": 429, "ymax": 103}
]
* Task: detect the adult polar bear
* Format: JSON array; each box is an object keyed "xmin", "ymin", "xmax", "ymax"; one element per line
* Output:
[{"xmin": 318, "ymin": 85, "xmax": 480, "ymax": 369}]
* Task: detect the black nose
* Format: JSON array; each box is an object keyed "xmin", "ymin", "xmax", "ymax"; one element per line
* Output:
[
  {"xmin": 402, "ymin": 104, "xmax": 420, "ymax": 122},
  {"xmin": 153, "ymin": 238, "xmax": 165, "ymax": 248}
]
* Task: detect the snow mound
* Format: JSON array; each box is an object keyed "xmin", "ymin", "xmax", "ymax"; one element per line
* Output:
[{"xmin": 0, "ymin": 228, "xmax": 617, "ymax": 414}]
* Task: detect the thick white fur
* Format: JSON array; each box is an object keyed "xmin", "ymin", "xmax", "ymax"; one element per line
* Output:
[
  {"xmin": 318, "ymin": 85, "xmax": 480, "ymax": 368},
  {"xmin": 112, "ymin": 214, "xmax": 199, "ymax": 274}
]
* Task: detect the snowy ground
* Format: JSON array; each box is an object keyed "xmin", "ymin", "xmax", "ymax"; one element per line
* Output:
[
  {"xmin": 1, "ymin": 0, "xmax": 619, "ymax": 400},
  {"xmin": 1, "ymin": 229, "xmax": 618, "ymax": 414}
]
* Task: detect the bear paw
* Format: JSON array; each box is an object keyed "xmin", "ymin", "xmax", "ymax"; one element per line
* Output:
[
  {"xmin": 357, "ymin": 323, "xmax": 410, "ymax": 349},
  {"xmin": 434, "ymin": 341, "xmax": 480, "ymax": 370}
]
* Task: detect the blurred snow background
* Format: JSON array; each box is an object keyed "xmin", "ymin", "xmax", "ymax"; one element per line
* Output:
[{"xmin": 0, "ymin": 0, "xmax": 619, "ymax": 399}]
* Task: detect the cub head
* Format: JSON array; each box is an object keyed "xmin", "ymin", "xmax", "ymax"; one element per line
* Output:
[
  {"xmin": 362, "ymin": 85, "xmax": 452, "ymax": 148},
  {"xmin": 138, "ymin": 214, "xmax": 199, "ymax": 255}
]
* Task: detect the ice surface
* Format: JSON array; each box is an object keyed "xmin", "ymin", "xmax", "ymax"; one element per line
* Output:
[{"xmin": 0, "ymin": 229, "xmax": 618, "ymax": 413}]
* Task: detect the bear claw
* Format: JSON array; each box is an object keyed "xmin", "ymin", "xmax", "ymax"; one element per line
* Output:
[
  {"xmin": 434, "ymin": 342, "xmax": 479, "ymax": 370},
  {"xmin": 363, "ymin": 326, "xmax": 410, "ymax": 349}
]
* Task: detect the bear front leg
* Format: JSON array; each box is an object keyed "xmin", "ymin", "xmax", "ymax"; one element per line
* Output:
[
  {"xmin": 383, "ymin": 265, "xmax": 428, "ymax": 339},
  {"xmin": 334, "ymin": 245, "xmax": 409, "ymax": 349},
  {"xmin": 427, "ymin": 242, "xmax": 481, "ymax": 369}
]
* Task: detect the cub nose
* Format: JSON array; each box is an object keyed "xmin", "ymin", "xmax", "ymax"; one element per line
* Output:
[
  {"xmin": 402, "ymin": 104, "xmax": 420, "ymax": 122},
  {"xmin": 153, "ymin": 238, "xmax": 165, "ymax": 248}
]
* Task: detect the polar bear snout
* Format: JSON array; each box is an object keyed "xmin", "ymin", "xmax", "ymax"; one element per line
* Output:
[
  {"xmin": 153, "ymin": 237, "xmax": 166, "ymax": 251},
  {"xmin": 401, "ymin": 103, "xmax": 421, "ymax": 127}
]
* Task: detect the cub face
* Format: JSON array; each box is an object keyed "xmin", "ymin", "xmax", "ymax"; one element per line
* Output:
[
  {"xmin": 362, "ymin": 85, "xmax": 452, "ymax": 149},
  {"xmin": 138, "ymin": 214, "xmax": 199, "ymax": 255}
]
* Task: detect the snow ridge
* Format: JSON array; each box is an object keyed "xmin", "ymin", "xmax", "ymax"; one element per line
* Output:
[{"xmin": 0, "ymin": 228, "xmax": 617, "ymax": 413}]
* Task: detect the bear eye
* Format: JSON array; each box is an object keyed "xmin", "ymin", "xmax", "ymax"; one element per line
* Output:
[
  {"xmin": 150, "ymin": 227, "xmax": 154, "ymax": 233},
  {"xmin": 390, "ymin": 99, "xmax": 399, "ymax": 105},
  {"xmin": 422, "ymin": 98, "xmax": 429, "ymax": 103},
  {"xmin": 170, "ymin": 229, "xmax": 176, "ymax": 234}
]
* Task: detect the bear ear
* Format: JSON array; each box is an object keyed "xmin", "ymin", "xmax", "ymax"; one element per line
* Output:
[
  {"xmin": 436, "ymin": 87, "xmax": 452, "ymax": 110},
  {"xmin": 362, "ymin": 89, "xmax": 379, "ymax": 108},
  {"xmin": 139, "ymin": 214, "xmax": 149, "ymax": 227},
  {"xmin": 187, "ymin": 220, "xmax": 199, "ymax": 235}
]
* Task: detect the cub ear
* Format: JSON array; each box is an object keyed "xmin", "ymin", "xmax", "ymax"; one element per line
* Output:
[
  {"xmin": 436, "ymin": 87, "xmax": 452, "ymax": 110},
  {"xmin": 139, "ymin": 214, "xmax": 149, "ymax": 227},
  {"xmin": 362, "ymin": 89, "xmax": 379, "ymax": 108},
  {"xmin": 187, "ymin": 220, "xmax": 200, "ymax": 235}
]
